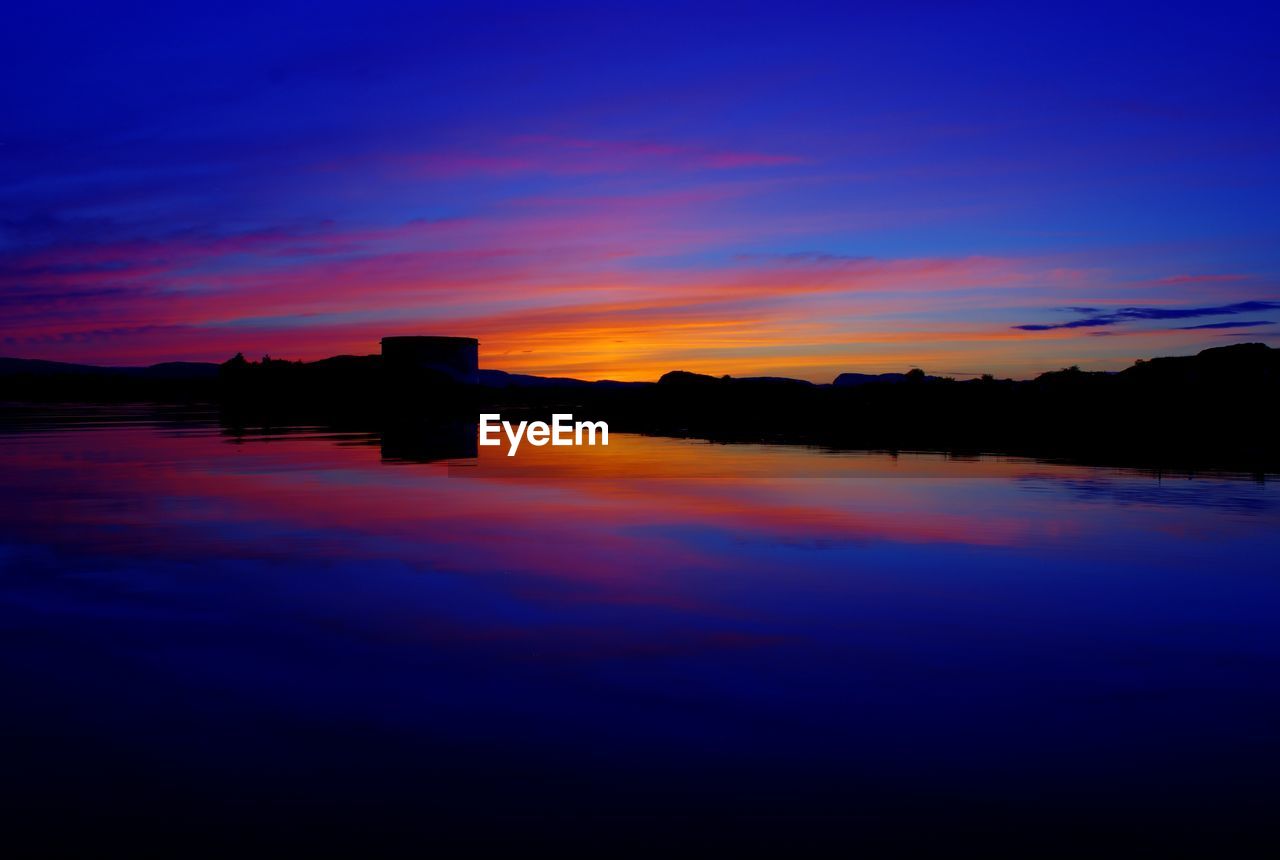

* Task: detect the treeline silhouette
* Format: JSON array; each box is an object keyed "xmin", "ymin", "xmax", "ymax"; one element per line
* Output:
[
  {"xmin": 630, "ymin": 343, "xmax": 1278, "ymax": 470},
  {"xmin": 2, "ymin": 343, "xmax": 1276, "ymax": 470}
]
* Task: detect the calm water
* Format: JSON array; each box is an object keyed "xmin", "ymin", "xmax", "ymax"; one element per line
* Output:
[{"xmin": 2, "ymin": 407, "xmax": 1279, "ymax": 848}]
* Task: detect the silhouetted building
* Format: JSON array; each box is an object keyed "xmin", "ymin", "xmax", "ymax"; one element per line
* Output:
[
  {"xmin": 381, "ymin": 336, "xmax": 479, "ymax": 385},
  {"xmin": 381, "ymin": 418, "xmax": 479, "ymax": 463}
]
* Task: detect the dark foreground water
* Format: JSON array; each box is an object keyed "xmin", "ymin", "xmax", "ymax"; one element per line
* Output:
[{"xmin": 1, "ymin": 407, "xmax": 1278, "ymax": 852}]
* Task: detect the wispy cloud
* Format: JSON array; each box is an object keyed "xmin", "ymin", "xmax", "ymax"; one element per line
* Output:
[
  {"xmin": 1177, "ymin": 320, "xmax": 1274, "ymax": 330},
  {"xmin": 1013, "ymin": 301, "xmax": 1280, "ymax": 331}
]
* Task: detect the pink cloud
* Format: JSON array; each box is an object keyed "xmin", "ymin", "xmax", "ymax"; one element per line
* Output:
[{"xmin": 1153, "ymin": 273, "xmax": 1249, "ymax": 285}]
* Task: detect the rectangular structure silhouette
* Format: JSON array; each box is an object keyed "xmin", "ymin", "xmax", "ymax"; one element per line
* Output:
[{"xmin": 381, "ymin": 336, "xmax": 479, "ymax": 385}]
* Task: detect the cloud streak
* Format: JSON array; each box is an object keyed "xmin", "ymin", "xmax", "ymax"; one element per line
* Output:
[
  {"xmin": 1177, "ymin": 320, "xmax": 1274, "ymax": 330},
  {"xmin": 1013, "ymin": 301, "xmax": 1280, "ymax": 332}
]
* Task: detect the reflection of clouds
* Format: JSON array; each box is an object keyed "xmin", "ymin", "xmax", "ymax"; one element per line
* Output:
[
  {"xmin": 2, "ymin": 414, "xmax": 1280, "ymax": 839},
  {"xmin": 1016, "ymin": 475, "xmax": 1276, "ymax": 513},
  {"xmin": 0, "ymin": 424, "xmax": 1043, "ymax": 562},
  {"xmin": 3, "ymin": 416, "xmax": 1280, "ymax": 785},
  {"xmin": 0, "ymin": 421, "xmax": 1086, "ymax": 646},
  {"xmin": 3, "ymin": 419, "xmax": 1276, "ymax": 628}
]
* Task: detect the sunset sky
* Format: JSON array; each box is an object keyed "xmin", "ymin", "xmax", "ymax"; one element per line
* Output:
[{"xmin": 3, "ymin": 1, "xmax": 1278, "ymax": 381}]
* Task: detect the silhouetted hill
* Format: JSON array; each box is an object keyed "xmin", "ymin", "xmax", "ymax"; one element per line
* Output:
[
  {"xmin": 657, "ymin": 370, "xmax": 720, "ymax": 385},
  {"xmin": 1117, "ymin": 342, "xmax": 1279, "ymax": 386},
  {"xmin": 0, "ymin": 357, "xmax": 116, "ymax": 376},
  {"xmin": 477, "ymin": 369, "xmax": 647, "ymax": 389},
  {"xmin": 832, "ymin": 369, "xmax": 945, "ymax": 386},
  {"xmin": 307, "ymin": 354, "xmax": 383, "ymax": 372},
  {"xmin": 0, "ymin": 356, "xmax": 220, "ymax": 399},
  {"xmin": 659, "ymin": 370, "xmax": 814, "ymax": 387},
  {"xmin": 134, "ymin": 361, "xmax": 221, "ymax": 379},
  {"xmin": 833, "ymin": 371, "xmax": 907, "ymax": 386},
  {"xmin": 0, "ymin": 357, "xmax": 219, "ymax": 378},
  {"xmin": 480, "ymin": 369, "xmax": 593, "ymax": 388},
  {"xmin": 1032, "ymin": 366, "xmax": 1113, "ymax": 386}
]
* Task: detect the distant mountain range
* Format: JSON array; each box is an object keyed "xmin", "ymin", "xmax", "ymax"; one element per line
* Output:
[
  {"xmin": 0, "ymin": 357, "xmax": 221, "ymax": 379},
  {"xmin": 2, "ymin": 342, "xmax": 1275, "ymax": 389}
]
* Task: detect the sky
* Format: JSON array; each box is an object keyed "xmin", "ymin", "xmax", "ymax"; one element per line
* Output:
[{"xmin": 3, "ymin": 1, "xmax": 1278, "ymax": 381}]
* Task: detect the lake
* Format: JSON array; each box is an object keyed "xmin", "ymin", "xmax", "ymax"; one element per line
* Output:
[{"xmin": 2, "ymin": 406, "xmax": 1278, "ymax": 850}]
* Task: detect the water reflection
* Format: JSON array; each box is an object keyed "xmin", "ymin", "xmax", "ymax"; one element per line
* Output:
[{"xmin": 1, "ymin": 409, "xmax": 1278, "ymax": 848}]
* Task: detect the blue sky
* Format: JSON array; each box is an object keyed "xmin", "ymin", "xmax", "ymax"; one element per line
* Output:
[{"xmin": 2, "ymin": 1, "xmax": 1278, "ymax": 379}]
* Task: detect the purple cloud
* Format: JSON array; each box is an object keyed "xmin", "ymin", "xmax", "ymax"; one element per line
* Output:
[{"xmin": 1014, "ymin": 301, "xmax": 1280, "ymax": 332}]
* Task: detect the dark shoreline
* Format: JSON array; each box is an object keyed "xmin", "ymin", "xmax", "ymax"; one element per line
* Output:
[
  {"xmin": 2, "ymin": 341, "xmax": 1277, "ymax": 474},
  {"xmin": 2, "ymin": 398, "xmax": 1275, "ymax": 481}
]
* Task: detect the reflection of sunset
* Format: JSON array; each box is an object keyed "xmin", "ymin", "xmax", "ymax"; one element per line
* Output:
[
  {"xmin": 4, "ymin": 421, "xmax": 1268, "ymax": 615},
  {"xmin": 3, "ymin": 414, "xmax": 1279, "ymax": 850}
]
